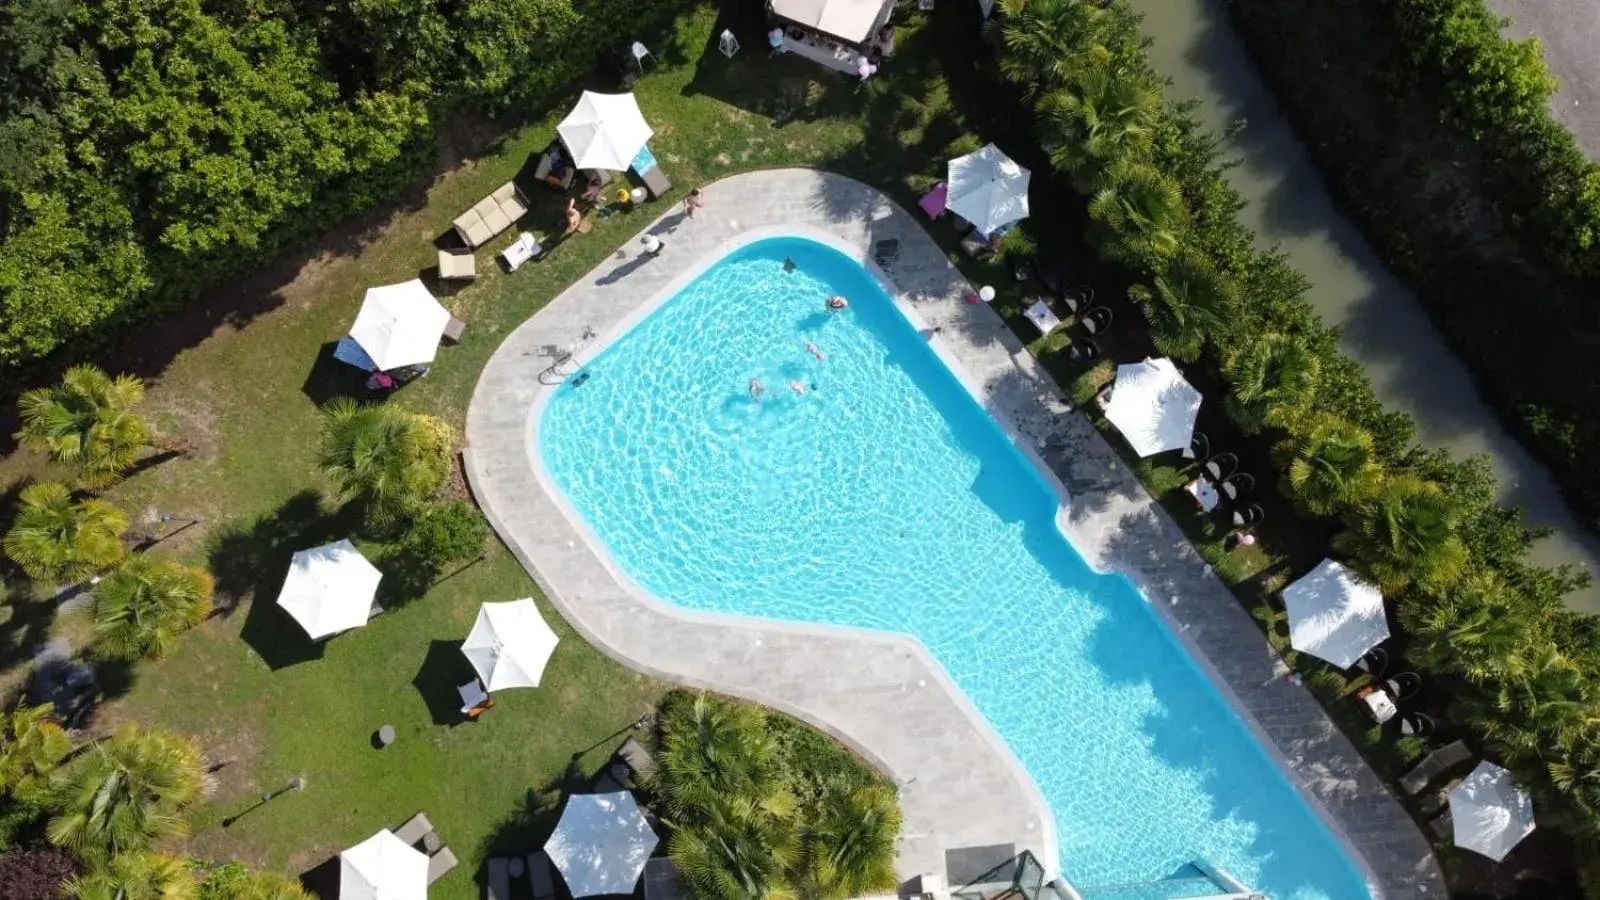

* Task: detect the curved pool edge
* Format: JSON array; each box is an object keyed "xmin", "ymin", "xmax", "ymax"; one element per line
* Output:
[{"xmin": 463, "ymin": 168, "xmax": 1442, "ymax": 898}]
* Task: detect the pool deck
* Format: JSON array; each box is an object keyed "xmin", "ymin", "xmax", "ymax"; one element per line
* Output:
[{"xmin": 463, "ymin": 169, "xmax": 1444, "ymax": 898}]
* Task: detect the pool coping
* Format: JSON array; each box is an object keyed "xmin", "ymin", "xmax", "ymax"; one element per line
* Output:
[{"xmin": 463, "ymin": 169, "xmax": 1444, "ymax": 898}]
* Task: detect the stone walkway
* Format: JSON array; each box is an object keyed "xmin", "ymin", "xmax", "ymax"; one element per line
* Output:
[
  {"xmin": 463, "ymin": 169, "xmax": 1443, "ymax": 898},
  {"xmin": 1489, "ymin": 0, "xmax": 1600, "ymax": 157}
]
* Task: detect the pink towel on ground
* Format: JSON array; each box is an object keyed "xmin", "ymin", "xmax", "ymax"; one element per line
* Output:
[{"xmin": 919, "ymin": 182, "xmax": 948, "ymax": 218}]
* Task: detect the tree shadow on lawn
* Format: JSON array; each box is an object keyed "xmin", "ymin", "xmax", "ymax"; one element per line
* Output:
[{"xmin": 209, "ymin": 489, "xmax": 365, "ymax": 670}]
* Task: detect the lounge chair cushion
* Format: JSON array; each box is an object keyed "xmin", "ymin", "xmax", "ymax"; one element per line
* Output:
[
  {"xmin": 487, "ymin": 858, "xmax": 510, "ymax": 900},
  {"xmin": 617, "ymin": 736, "xmax": 657, "ymax": 777},
  {"xmin": 528, "ymin": 852, "xmax": 556, "ymax": 900},
  {"xmin": 393, "ymin": 812, "xmax": 434, "ymax": 846},
  {"xmin": 639, "ymin": 165, "xmax": 671, "ymax": 199},
  {"xmin": 493, "ymin": 182, "xmax": 529, "ymax": 219},
  {"xmin": 453, "ymin": 181, "xmax": 529, "ymax": 249},
  {"xmin": 428, "ymin": 846, "xmax": 459, "ymax": 884},
  {"xmin": 1400, "ymin": 739, "xmax": 1472, "ymax": 794},
  {"xmin": 438, "ymin": 250, "xmax": 476, "ymax": 281}
]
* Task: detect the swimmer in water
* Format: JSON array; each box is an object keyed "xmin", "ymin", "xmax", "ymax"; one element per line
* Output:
[
  {"xmin": 827, "ymin": 295, "xmax": 848, "ymax": 311},
  {"xmin": 783, "ymin": 257, "xmax": 798, "ymax": 273},
  {"xmin": 749, "ymin": 378, "xmax": 766, "ymax": 399},
  {"xmin": 789, "ymin": 380, "xmax": 807, "ymax": 396},
  {"xmin": 805, "ymin": 341, "xmax": 825, "ymax": 360}
]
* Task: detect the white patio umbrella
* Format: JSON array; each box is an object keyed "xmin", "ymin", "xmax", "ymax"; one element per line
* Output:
[
  {"xmin": 1281, "ymin": 559, "xmax": 1389, "ymax": 669},
  {"xmin": 946, "ymin": 143, "xmax": 1031, "ymax": 236},
  {"xmin": 547, "ymin": 792, "xmax": 659, "ymax": 897},
  {"xmin": 350, "ymin": 279, "xmax": 451, "ymax": 371},
  {"xmin": 340, "ymin": 828, "xmax": 428, "ymax": 900},
  {"xmin": 461, "ymin": 598, "xmax": 560, "ymax": 691},
  {"xmin": 770, "ymin": 0, "xmax": 887, "ymax": 42},
  {"xmin": 1102, "ymin": 358, "xmax": 1202, "ymax": 457},
  {"xmin": 558, "ymin": 92, "xmax": 654, "ymax": 172},
  {"xmin": 277, "ymin": 539, "xmax": 382, "ymax": 640},
  {"xmin": 1451, "ymin": 761, "xmax": 1536, "ymax": 861}
]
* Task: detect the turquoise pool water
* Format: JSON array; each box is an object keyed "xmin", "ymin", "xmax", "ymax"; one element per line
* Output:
[{"xmin": 537, "ymin": 236, "xmax": 1371, "ymax": 900}]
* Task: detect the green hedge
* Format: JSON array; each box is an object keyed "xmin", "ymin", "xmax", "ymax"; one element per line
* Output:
[{"xmin": 0, "ymin": 0, "xmax": 700, "ymax": 371}]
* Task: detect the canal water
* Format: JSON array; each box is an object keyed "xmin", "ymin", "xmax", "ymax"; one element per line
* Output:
[{"xmin": 1122, "ymin": 0, "xmax": 1600, "ymax": 611}]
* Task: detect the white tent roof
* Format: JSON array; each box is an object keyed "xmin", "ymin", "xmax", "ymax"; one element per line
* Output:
[
  {"xmin": 946, "ymin": 143, "xmax": 1031, "ymax": 236},
  {"xmin": 1102, "ymin": 358, "xmax": 1202, "ymax": 457},
  {"xmin": 350, "ymin": 279, "xmax": 451, "ymax": 371},
  {"xmin": 461, "ymin": 598, "xmax": 560, "ymax": 691},
  {"xmin": 547, "ymin": 792, "xmax": 659, "ymax": 897},
  {"xmin": 1281, "ymin": 559, "xmax": 1388, "ymax": 669},
  {"xmin": 770, "ymin": 0, "xmax": 889, "ymax": 43},
  {"xmin": 277, "ymin": 539, "xmax": 382, "ymax": 640},
  {"xmin": 1451, "ymin": 761, "xmax": 1535, "ymax": 861},
  {"xmin": 558, "ymin": 92, "xmax": 654, "ymax": 172},
  {"xmin": 340, "ymin": 828, "xmax": 428, "ymax": 900}
]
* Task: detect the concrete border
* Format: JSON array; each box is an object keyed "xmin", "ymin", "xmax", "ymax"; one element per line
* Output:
[{"xmin": 463, "ymin": 169, "xmax": 1444, "ymax": 898}]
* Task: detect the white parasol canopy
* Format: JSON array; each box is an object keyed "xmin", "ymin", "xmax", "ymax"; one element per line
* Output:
[
  {"xmin": 461, "ymin": 599, "xmax": 560, "ymax": 691},
  {"xmin": 558, "ymin": 92, "xmax": 654, "ymax": 172},
  {"xmin": 1451, "ymin": 761, "xmax": 1535, "ymax": 862},
  {"xmin": 350, "ymin": 279, "xmax": 451, "ymax": 371},
  {"xmin": 340, "ymin": 828, "xmax": 428, "ymax": 900},
  {"xmin": 547, "ymin": 792, "xmax": 659, "ymax": 897},
  {"xmin": 770, "ymin": 0, "xmax": 889, "ymax": 43},
  {"xmin": 1103, "ymin": 358, "xmax": 1202, "ymax": 457},
  {"xmin": 277, "ymin": 539, "xmax": 382, "ymax": 640},
  {"xmin": 1282, "ymin": 559, "xmax": 1389, "ymax": 669},
  {"xmin": 946, "ymin": 143, "xmax": 1031, "ymax": 236}
]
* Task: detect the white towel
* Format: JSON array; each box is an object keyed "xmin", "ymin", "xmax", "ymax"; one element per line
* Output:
[{"xmin": 1024, "ymin": 299, "xmax": 1062, "ymax": 335}]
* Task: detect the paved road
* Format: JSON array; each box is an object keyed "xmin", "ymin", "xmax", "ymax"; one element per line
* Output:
[{"xmin": 1490, "ymin": 0, "xmax": 1600, "ymax": 156}]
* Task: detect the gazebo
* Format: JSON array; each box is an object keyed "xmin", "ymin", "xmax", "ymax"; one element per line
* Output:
[{"xmin": 768, "ymin": 0, "xmax": 895, "ymax": 73}]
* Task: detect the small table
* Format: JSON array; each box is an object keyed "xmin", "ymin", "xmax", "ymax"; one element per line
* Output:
[
  {"xmin": 509, "ymin": 857, "xmax": 526, "ymax": 879},
  {"xmin": 423, "ymin": 831, "xmax": 442, "ymax": 854},
  {"xmin": 377, "ymin": 724, "xmax": 396, "ymax": 747},
  {"xmin": 1357, "ymin": 687, "xmax": 1397, "ymax": 724},
  {"xmin": 1185, "ymin": 478, "xmax": 1220, "ymax": 513}
]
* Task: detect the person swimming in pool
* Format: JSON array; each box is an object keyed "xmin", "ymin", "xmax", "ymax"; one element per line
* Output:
[
  {"xmin": 827, "ymin": 295, "xmax": 848, "ymax": 311},
  {"xmin": 788, "ymin": 380, "xmax": 807, "ymax": 396},
  {"xmin": 805, "ymin": 341, "xmax": 825, "ymax": 360},
  {"xmin": 749, "ymin": 378, "xmax": 766, "ymax": 399}
]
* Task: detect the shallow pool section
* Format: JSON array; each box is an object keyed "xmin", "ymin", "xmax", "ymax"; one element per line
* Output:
[{"xmin": 538, "ymin": 237, "xmax": 1371, "ymax": 900}]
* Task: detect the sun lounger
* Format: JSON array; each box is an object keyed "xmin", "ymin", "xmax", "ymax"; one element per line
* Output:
[
  {"xmin": 428, "ymin": 846, "xmax": 459, "ymax": 884},
  {"xmin": 394, "ymin": 812, "xmax": 434, "ymax": 846},
  {"xmin": 617, "ymin": 736, "xmax": 657, "ymax": 779},
  {"xmin": 1429, "ymin": 809, "xmax": 1454, "ymax": 839},
  {"xmin": 959, "ymin": 228, "xmax": 995, "ymax": 258},
  {"xmin": 528, "ymin": 852, "xmax": 557, "ymax": 900},
  {"xmin": 443, "ymin": 316, "xmax": 466, "ymax": 344},
  {"xmin": 1024, "ymin": 299, "xmax": 1063, "ymax": 335},
  {"xmin": 919, "ymin": 182, "xmax": 948, "ymax": 218},
  {"xmin": 1419, "ymin": 777, "xmax": 1462, "ymax": 817},
  {"xmin": 534, "ymin": 146, "xmax": 576, "ymax": 190},
  {"xmin": 1400, "ymin": 739, "xmax": 1472, "ymax": 794},
  {"xmin": 454, "ymin": 182, "xmax": 529, "ymax": 249},
  {"xmin": 487, "ymin": 857, "xmax": 510, "ymax": 900}
]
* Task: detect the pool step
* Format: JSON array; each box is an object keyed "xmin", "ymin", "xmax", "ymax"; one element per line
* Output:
[{"xmin": 1073, "ymin": 861, "xmax": 1261, "ymax": 900}]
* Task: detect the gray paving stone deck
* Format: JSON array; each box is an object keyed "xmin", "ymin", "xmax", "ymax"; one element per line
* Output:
[{"xmin": 463, "ymin": 169, "xmax": 1444, "ymax": 898}]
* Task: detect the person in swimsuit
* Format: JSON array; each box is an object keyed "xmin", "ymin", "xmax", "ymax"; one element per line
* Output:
[
  {"xmin": 805, "ymin": 342, "xmax": 825, "ymax": 360},
  {"xmin": 827, "ymin": 295, "xmax": 848, "ymax": 310},
  {"xmin": 749, "ymin": 378, "xmax": 766, "ymax": 399},
  {"xmin": 789, "ymin": 380, "xmax": 807, "ymax": 396}
]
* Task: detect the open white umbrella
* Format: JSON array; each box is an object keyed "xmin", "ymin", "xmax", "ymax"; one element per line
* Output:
[
  {"xmin": 461, "ymin": 599, "xmax": 560, "ymax": 691},
  {"xmin": 547, "ymin": 792, "xmax": 659, "ymax": 898},
  {"xmin": 350, "ymin": 279, "xmax": 450, "ymax": 371},
  {"xmin": 946, "ymin": 143, "xmax": 1031, "ymax": 236},
  {"xmin": 277, "ymin": 539, "xmax": 382, "ymax": 640},
  {"xmin": 1281, "ymin": 559, "xmax": 1388, "ymax": 669},
  {"xmin": 340, "ymin": 828, "xmax": 428, "ymax": 900},
  {"xmin": 770, "ymin": 0, "xmax": 887, "ymax": 42},
  {"xmin": 558, "ymin": 92, "xmax": 654, "ymax": 172},
  {"xmin": 1102, "ymin": 358, "xmax": 1202, "ymax": 457},
  {"xmin": 1451, "ymin": 762, "xmax": 1535, "ymax": 861}
]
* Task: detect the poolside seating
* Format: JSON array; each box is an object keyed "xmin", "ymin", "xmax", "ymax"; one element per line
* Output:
[
  {"xmin": 919, "ymin": 181, "xmax": 948, "ymax": 218},
  {"xmin": 1401, "ymin": 712, "xmax": 1435, "ymax": 737},
  {"xmin": 617, "ymin": 736, "xmax": 658, "ymax": 780},
  {"xmin": 459, "ymin": 679, "xmax": 494, "ymax": 719},
  {"xmin": 1419, "ymin": 777, "xmax": 1464, "ymax": 817},
  {"xmin": 535, "ymin": 142, "xmax": 577, "ymax": 190},
  {"xmin": 631, "ymin": 144, "xmax": 671, "ymax": 199},
  {"xmin": 1231, "ymin": 503, "xmax": 1264, "ymax": 528},
  {"xmin": 438, "ymin": 249, "xmax": 477, "ymax": 281},
  {"xmin": 1063, "ymin": 285, "xmax": 1094, "ymax": 315},
  {"xmin": 487, "ymin": 857, "xmax": 511, "ymax": 900},
  {"xmin": 443, "ymin": 316, "xmax": 467, "ymax": 344},
  {"xmin": 1353, "ymin": 647, "xmax": 1389, "ymax": 678},
  {"xmin": 630, "ymin": 40, "xmax": 655, "ymax": 71},
  {"xmin": 501, "ymin": 233, "xmax": 541, "ymax": 272},
  {"xmin": 1183, "ymin": 431, "xmax": 1209, "ymax": 462},
  {"xmin": 1065, "ymin": 338, "xmax": 1100, "ymax": 365},
  {"xmin": 428, "ymin": 846, "xmax": 459, "ymax": 884},
  {"xmin": 959, "ymin": 227, "xmax": 996, "ymax": 259},
  {"xmin": 1399, "ymin": 739, "xmax": 1471, "ymax": 794},
  {"xmin": 1094, "ymin": 384, "xmax": 1114, "ymax": 410},
  {"xmin": 1220, "ymin": 472, "xmax": 1254, "ymax": 502},
  {"xmin": 454, "ymin": 181, "xmax": 530, "ymax": 249},
  {"xmin": 394, "ymin": 811, "xmax": 435, "ymax": 846},
  {"xmin": 1387, "ymin": 671, "xmax": 1423, "ymax": 700},
  {"xmin": 1024, "ymin": 299, "xmax": 1063, "ymax": 335},
  {"xmin": 528, "ymin": 851, "xmax": 557, "ymax": 900},
  {"xmin": 1429, "ymin": 809, "xmax": 1454, "ymax": 840},
  {"xmin": 1203, "ymin": 453, "xmax": 1238, "ymax": 482},
  {"xmin": 1080, "ymin": 306, "xmax": 1113, "ymax": 336}
]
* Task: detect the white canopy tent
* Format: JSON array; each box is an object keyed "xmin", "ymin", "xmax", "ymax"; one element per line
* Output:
[
  {"xmin": 946, "ymin": 144, "xmax": 1031, "ymax": 236},
  {"xmin": 461, "ymin": 599, "xmax": 560, "ymax": 691},
  {"xmin": 770, "ymin": 0, "xmax": 891, "ymax": 44},
  {"xmin": 1281, "ymin": 559, "xmax": 1389, "ymax": 669},
  {"xmin": 350, "ymin": 279, "xmax": 450, "ymax": 372},
  {"xmin": 547, "ymin": 792, "xmax": 659, "ymax": 898},
  {"xmin": 1451, "ymin": 762, "xmax": 1536, "ymax": 862},
  {"xmin": 277, "ymin": 539, "xmax": 383, "ymax": 640},
  {"xmin": 558, "ymin": 92, "xmax": 654, "ymax": 172},
  {"xmin": 1102, "ymin": 358, "xmax": 1202, "ymax": 458},
  {"xmin": 340, "ymin": 828, "xmax": 428, "ymax": 900}
]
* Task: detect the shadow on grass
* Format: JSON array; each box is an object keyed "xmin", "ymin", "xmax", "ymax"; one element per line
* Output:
[
  {"xmin": 302, "ymin": 342, "xmax": 368, "ymax": 409},
  {"xmin": 411, "ymin": 638, "xmax": 480, "ymax": 726}
]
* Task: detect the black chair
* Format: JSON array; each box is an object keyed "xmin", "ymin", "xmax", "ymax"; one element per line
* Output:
[
  {"xmin": 1063, "ymin": 285, "xmax": 1095, "ymax": 315},
  {"xmin": 1220, "ymin": 471, "xmax": 1255, "ymax": 502},
  {"xmin": 1387, "ymin": 672, "xmax": 1423, "ymax": 700},
  {"xmin": 1352, "ymin": 647, "xmax": 1389, "ymax": 679},
  {"xmin": 1231, "ymin": 503, "xmax": 1264, "ymax": 528},
  {"xmin": 1204, "ymin": 452, "xmax": 1238, "ymax": 481},
  {"xmin": 1400, "ymin": 712, "xmax": 1435, "ymax": 737},
  {"xmin": 1182, "ymin": 430, "xmax": 1210, "ymax": 462},
  {"xmin": 1081, "ymin": 306, "xmax": 1113, "ymax": 335},
  {"xmin": 1065, "ymin": 338, "xmax": 1100, "ymax": 365}
]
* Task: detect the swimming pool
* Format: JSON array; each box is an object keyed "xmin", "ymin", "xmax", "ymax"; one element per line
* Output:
[{"xmin": 537, "ymin": 235, "xmax": 1372, "ymax": 900}]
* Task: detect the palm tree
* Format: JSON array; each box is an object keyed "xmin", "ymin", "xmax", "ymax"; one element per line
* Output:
[
  {"xmin": 1462, "ymin": 644, "xmax": 1599, "ymax": 763},
  {"xmin": 1222, "ymin": 333, "xmax": 1320, "ymax": 433},
  {"xmin": 1087, "ymin": 164, "xmax": 1189, "ymax": 268},
  {"xmin": 64, "ymin": 851, "xmax": 198, "ymax": 900},
  {"xmin": 48, "ymin": 722, "xmax": 207, "ymax": 864},
  {"xmin": 995, "ymin": 0, "xmax": 1109, "ymax": 93},
  {"xmin": 16, "ymin": 365, "xmax": 150, "ymax": 488},
  {"xmin": 1040, "ymin": 67, "xmax": 1162, "ymax": 192},
  {"xmin": 652, "ymin": 694, "xmax": 785, "ymax": 825},
  {"xmin": 670, "ymin": 799, "xmax": 801, "ymax": 900},
  {"xmin": 0, "ymin": 702, "xmax": 73, "ymax": 804},
  {"xmin": 1127, "ymin": 249, "xmax": 1237, "ymax": 361},
  {"xmin": 803, "ymin": 785, "xmax": 901, "ymax": 900},
  {"xmin": 1336, "ymin": 474, "xmax": 1469, "ymax": 593},
  {"xmin": 1271, "ymin": 414, "xmax": 1384, "ymax": 517},
  {"xmin": 318, "ymin": 399, "xmax": 454, "ymax": 524},
  {"xmin": 3, "ymin": 482, "xmax": 128, "ymax": 584},
  {"xmin": 198, "ymin": 862, "xmax": 315, "ymax": 899},
  {"xmin": 1399, "ymin": 573, "xmax": 1550, "ymax": 683},
  {"xmin": 92, "ymin": 557, "xmax": 213, "ymax": 662}
]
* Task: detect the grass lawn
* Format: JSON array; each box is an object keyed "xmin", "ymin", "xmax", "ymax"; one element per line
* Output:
[{"xmin": 0, "ymin": 0, "xmax": 1469, "ymax": 893}]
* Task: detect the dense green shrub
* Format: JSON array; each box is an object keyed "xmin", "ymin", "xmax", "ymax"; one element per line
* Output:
[
  {"xmin": 399, "ymin": 500, "xmax": 489, "ymax": 571},
  {"xmin": 317, "ymin": 400, "xmax": 455, "ymax": 526}
]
